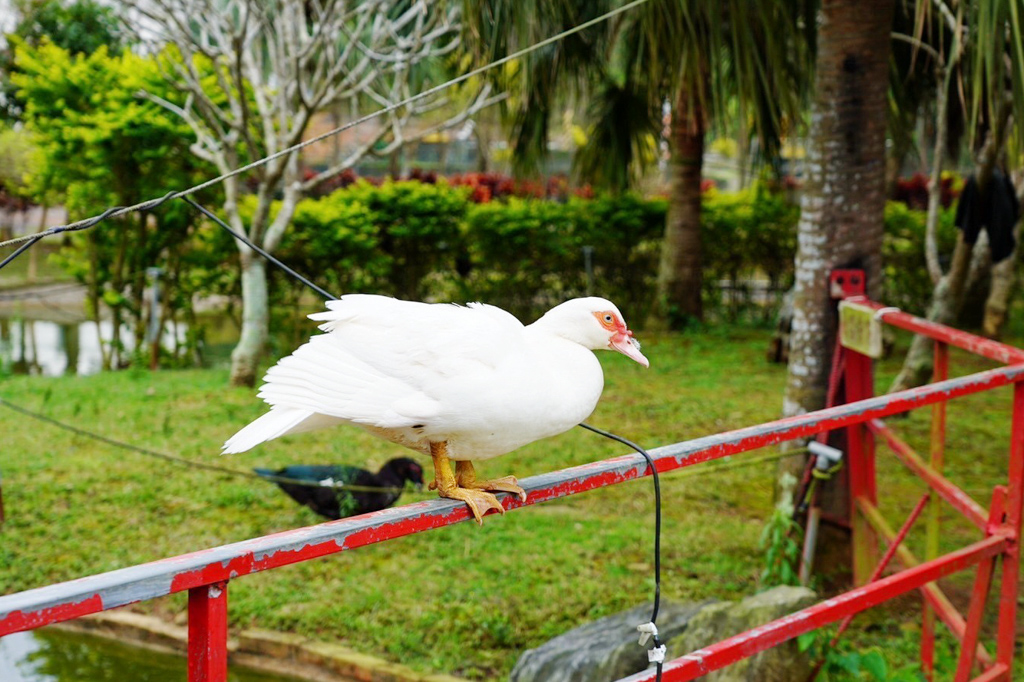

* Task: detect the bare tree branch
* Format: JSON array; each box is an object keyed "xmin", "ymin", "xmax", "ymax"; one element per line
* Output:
[{"xmin": 119, "ymin": 0, "xmax": 503, "ymax": 384}]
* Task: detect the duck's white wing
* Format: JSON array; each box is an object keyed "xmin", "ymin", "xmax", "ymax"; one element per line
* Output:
[
  {"xmin": 307, "ymin": 295, "xmax": 525, "ymax": 383},
  {"xmin": 224, "ymin": 295, "xmax": 526, "ymax": 453}
]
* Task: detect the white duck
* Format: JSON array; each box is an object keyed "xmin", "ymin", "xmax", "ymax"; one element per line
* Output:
[{"xmin": 224, "ymin": 294, "xmax": 648, "ymax": 523}]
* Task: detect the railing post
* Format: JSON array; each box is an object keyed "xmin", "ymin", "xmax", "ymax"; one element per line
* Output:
[
  {"xmin": 846, "ymin": 347, "xmax": 878, "ymax": 585},
  {"xmin": 921, "ymin": 340, "xmax": 948, "ymax": 680},
  {"xmin": 188, "ymin": 581, "xmax": 229, "ymax": 682},
  {"xmin": 952, "ymin": 487, "xmax": 1005, "ymax": 682},
  {"xmin": 996, "ymin": 383, "xmax": 1024, "ymax": 673}
]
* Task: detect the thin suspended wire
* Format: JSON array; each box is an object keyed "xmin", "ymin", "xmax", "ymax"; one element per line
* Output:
[
  {"xmin": 0, "ymin": 397, "xmax": 411, "ymax": 495},
  {"xmin": 0, "ymin": 235, "xmax": 44, "ymax": 269},
  {"xmin": 0, "ymin": 0, "xmax": 651, "ymax": 252},
  {"xmin": 183, "ymin": 197, "xmax": 338, "ymax": 301}
]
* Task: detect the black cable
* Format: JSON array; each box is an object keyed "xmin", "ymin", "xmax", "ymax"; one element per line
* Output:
[
  {"xmin": 0, "ymin": 234, "xmax": 44, "ymax": 272},
  {"xmin": 0, "ymin": 397, "xmax": 409, "ymax": 494},
  {"xmin": 182, "ymin": 197, "xmax": 338, "ymax": 301},
  {"xmin": 0, "ymin": 193, "xmax": 178, "ymax": 274},
  {"xmin": 579, "ymin": 422, "xmax": 663, "ymax": 681}
]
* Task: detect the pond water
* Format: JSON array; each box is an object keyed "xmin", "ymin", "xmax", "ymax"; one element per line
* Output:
[
  {"xmin": 0, "ymin": 629, "xmax": 306, "ymax": 682},
  {"xmin": 0, "ymin": 318, "xmax": 189, "ymax": 376}
]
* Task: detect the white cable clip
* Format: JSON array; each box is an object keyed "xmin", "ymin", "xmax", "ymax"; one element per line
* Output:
[
  {"xmin": 873, "ymin": 306, "xmax": 900, "ymax": 321},
  {"xmin": 637, "ymin": 622, "xmax": 658, "ymax": 646},
  {"xmin": 648, "ymin": 644, "xmax": 667, "ymax": 664},
  {"xmin": 807, "ymin": 441, "xmax": 843, "ymax": 471}
]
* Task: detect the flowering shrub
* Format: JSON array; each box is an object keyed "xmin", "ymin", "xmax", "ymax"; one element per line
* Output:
[{"xmin": 892, "ymin": 173, "xmax": 960, "ymax": 210}]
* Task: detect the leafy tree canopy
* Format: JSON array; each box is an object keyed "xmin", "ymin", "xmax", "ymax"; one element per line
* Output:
[
  {"xmin": 13, "ymin": 0, "xmax": 123, "ymax": 55},
  {"xmin": 1, "ymin": 0, "xmax": 124, "ymax": 120}
]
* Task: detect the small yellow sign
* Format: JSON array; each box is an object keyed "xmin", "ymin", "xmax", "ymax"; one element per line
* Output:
[{"xmin": 839, "ymin": 301, "xmax": 883, "ymax": 358}]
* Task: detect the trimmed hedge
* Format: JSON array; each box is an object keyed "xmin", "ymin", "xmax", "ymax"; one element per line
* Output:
[
  {"xmin": 249, "ymin": 181, "xmax": 800, "ymax": 323},
  {"xmin": 240, "ymin": 180, "xmax": 947, "ymax": 325}
]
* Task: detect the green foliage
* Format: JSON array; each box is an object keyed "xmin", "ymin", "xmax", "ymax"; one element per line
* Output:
[
  {"xmin": 463, "ymin": 193, "xmax": 665, "ymax": 320},
  {"xmin": 0, "ymin": 123, "xmax": 41, "ymax": 194},
  {"xmin": 462, "ymin": 0, "xmax": 814, "ymax": 188},
  {"xmin": 702, "ymin": 185, "xmax": 799, "ymax": 319},
  {"xmin": 798, "ymin": 625, "xmax": 952, "ymax": 681},
  {"xmin": 342, "ymin": 180, "xmax": 469, "ymax": 300},
  {"xmin": 758, "ymin": 504, "xmax": 803, "ymax": 588},
  {"xmin": 881, "ymin": 202, "xmax": 958, "ymax": 316},
  {"xmin": 1, "ymin": 0, "xmax": 125, "ymax": 121},
  {"xmin": 13, "ymin": 0, "xmax": 123, "ymax": 56},
  {"xmin": 14, "ymin": 41, "xmax": 214, "ymax": 368},
  {"xmin": 245, "ymin": 179, "xmax": 470, "ymax": 303}
]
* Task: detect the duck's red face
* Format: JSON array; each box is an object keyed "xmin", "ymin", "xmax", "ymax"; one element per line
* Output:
[{"xmin": 593, "ymin": 310, "xmax": 649, "ymax": 367}]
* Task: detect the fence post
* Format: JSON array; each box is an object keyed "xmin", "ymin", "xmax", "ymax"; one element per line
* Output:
[
  {"xmin": 995, "ymin": 383, "xmax": 1024, "ymax": 671},
  {"xmin": 846, "ymin": 347, "xmax": 878, "ymax": 585},
  {"xmin": 921, "ymin": 340, "xmax": 949, "ymax": 680},
  {"xmin": 188, "ymin": 581, "xmax": 229, "ymax": 682}
]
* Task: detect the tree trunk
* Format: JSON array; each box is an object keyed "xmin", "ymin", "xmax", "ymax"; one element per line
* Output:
[
  {"xmin": 924, "ymin": 65, "xmax": 954, "ymax": 286},
  {"xmin": 984, "ymin": 249, "xmax": 1018, "ymax": 338},
  {"xmin": 890, "ymin": 235, "xmax": 974, "ymax": 391},
  {"xmin": 225, "ymin": 168, "xmax": 269, "ymax": 388},
  {"xmin": 655, "ymin": 86, "xmax": 706, "ymax": 328},
  {"xmin": 983, "ymin": 215, "xmax": 1023, "ymax": 338},
  {"xmin": 28, "ymin": 205, "xmax": 46, "ymax": 283},
  {"xmin": 474, "ymin": 122, "xmax": 490, "ymax": 172},
  {"xmin": 62, "ymin": 323, "xmax": 79, "ymax": 375},
  {"xmin": 226, "ymin": 163, "xmax": 303, "ymax": 388},
  {"xmin": 783, "ymin": 0, "xmax": 894, "ymax": 422},
  {"xmin": 229, "ymin": 251, "xmax": 269, "ymax": 387}
]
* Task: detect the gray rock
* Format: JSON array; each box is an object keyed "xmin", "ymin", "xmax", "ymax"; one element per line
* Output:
[
  {"xmin": 510, "ymin": 601, "xmax": 714, "ymax": 682},
  {"xmin": 669, "ymin": 585, "xmax": 818, "ymax": 682}
]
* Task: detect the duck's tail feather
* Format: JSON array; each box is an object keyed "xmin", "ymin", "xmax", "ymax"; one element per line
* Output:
[
  {"xmin": 223, "ymin": 408, "xmax": 342, "ymax": 454},
  {"xmin": 253, "ymin": 467, "xmax": 276, "ymax": 479}
]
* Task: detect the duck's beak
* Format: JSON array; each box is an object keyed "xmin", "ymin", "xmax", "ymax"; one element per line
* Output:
[{"xmin": 610, "ymin": 331, "xmax": 649, "ymax": 368}]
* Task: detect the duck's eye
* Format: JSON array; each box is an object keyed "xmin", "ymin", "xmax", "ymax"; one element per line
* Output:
[{"xmin": 603, "ymin": 314, "xmax": 614, "ymax": 324}]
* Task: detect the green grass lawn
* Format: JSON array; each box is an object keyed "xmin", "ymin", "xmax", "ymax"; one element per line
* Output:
[{"xmin": 0, "ymin": 324, "xmax": 1022, "ymax": 679}]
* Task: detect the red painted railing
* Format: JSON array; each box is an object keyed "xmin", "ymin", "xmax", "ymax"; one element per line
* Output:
[{"xmin": 2, "ymin": 279, "xmax": 1023, "ymax": 681}]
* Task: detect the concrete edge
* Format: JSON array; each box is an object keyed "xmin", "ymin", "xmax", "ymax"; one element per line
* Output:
[{"xmin": 49, "ymin": 610, "xmax": 462, "ymax": 682}]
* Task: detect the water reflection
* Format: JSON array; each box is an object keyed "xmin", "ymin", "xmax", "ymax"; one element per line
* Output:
[
  {"xmin": 0, "ymin": 319, "xmax": 186, "ymax": 377},
  {"xmin": 0, "ymin": 630, "xmax": 303, "ymax": 682}
]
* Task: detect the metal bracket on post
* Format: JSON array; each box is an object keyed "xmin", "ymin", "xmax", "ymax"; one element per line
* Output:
[{"xmin": 800, "ymin": 443, "xmax": 845, "ymax": 586}]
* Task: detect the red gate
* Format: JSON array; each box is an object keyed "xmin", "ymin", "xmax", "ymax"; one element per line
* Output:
[{"xmin": 2, "ymin": 272, "xmax": 1023, "ymax": 681}]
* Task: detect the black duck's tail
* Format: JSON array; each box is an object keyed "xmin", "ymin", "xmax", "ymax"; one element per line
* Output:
[{"xmin": 253, "ymin": 467, "xmax": 277, "ymax": 480}]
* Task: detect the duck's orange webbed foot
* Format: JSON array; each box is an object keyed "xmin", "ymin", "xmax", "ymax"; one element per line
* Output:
[
  {"xmin": 456, "ymin": 461, "xmax": 527, "ymax": 502},
  {"xmin": 429, "ymin": 443, "xmax": 506, "ymax": 525}
]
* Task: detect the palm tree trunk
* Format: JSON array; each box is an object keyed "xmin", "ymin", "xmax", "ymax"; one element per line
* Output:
[
  {"xmin": 781, "ymin": 0, "xmax": 894, "ymax": 544},
  {"xmin": 655, "ymin": 87, "xmax": 706, "ymax": 327},
  {"xmin": 783, "ymin": 0, "xmax": 894, "ymax": 421}
]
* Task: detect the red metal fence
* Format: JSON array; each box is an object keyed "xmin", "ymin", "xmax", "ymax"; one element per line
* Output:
[{"xmin": 2, "ymin": 276, "xmax": 1023, "ymax": 681}]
